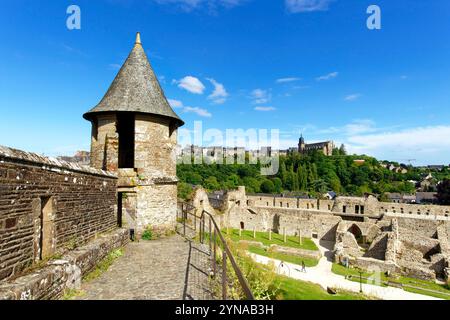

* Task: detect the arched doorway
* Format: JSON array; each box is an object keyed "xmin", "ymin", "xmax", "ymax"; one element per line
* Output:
[
  {"xmin": 240, "ymin": 221, "xmax": 245, "ymax": 230},
  {"xmin": 348, "ymin": 224, "xmax": 363, "ymax": 244}
]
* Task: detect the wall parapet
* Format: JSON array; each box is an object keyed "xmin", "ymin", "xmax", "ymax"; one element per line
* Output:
[
  {"xmin": 0, "ymin": 229, "xmax": 129, "ymax": 300},
  {"xmin": 0, "ymin": 145, "xmax": 116, "ymax": 179}
]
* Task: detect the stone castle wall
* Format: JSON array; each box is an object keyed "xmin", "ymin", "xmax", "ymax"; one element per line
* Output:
[
  {"xmin": 195, "ymin": 186, "xmax": 450, "ymax": 280},
  {"xmin": 0, "ymin": 146, "xmax": 118, "ymax": 282},
  {"xmin": 244, "ymin": 193, "xmax": 450, "ymax": 219},
  {"xmin": 378, "ymin": 202, "xmax": 450, "ymax": 217},
  {"xmin": 221, "ymin": 188, "xmax": 341, "ymax": 241}
]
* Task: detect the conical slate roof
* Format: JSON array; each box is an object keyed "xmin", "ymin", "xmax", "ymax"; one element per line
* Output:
[{"xmin": 83, "ymin": 33, "xmax": 184, "ymax": 127}]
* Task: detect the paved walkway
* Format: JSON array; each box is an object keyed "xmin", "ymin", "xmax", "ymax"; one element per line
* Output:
[
  {"xmin": 251, "ymin": 239, "xmax": 441, "ymax": 300},
  {"xmin": 76, "ymin": 234, "xmax": 214, "ymax": 300}
]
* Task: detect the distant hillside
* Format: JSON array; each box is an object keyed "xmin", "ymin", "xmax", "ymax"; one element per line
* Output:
[{"xmin": 177, "ymin": 149, "xmax": 450, "ymax": 199}]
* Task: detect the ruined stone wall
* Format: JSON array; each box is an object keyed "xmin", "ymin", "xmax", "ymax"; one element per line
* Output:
[
  {"xmin": 393, "ymin": 216, "xmax": 441, "ymax": 238},
  {"xmin": 0, "ymin": 146, "xmax": 118, "ymax": 281},
  {"xmin": 247, "ymin": 195, "xmax": 322, "ymax": 211},
  {"xmin": 209, "ymin": 187, "xmax": 450, "ymax": 280},
  {"xmin": 191, "ymin": 187, "xmax": 217, "ymax": 217},
  {"xmin": 246, "ymin": 192, "xmax": 450, "ymax": 219},
  {"xmin": 223, "ymin": 189, "xmax": 341, "ymax": 241},
  {"xmin": 378, "ymin": 202, "xmax": 450, "ymax": 217}
]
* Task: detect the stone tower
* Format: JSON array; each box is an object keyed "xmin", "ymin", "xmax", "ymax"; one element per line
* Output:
[
  {"xmin": 298, "ymin": 134, "xmax": 305, "ymax": 153},
  {"xmin": 83, "ymin": 33, "xmax": 184, "ymax": 235}
]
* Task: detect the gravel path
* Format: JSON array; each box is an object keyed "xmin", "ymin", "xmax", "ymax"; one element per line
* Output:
[{"xmin": 251, "ymin": 239, "xmax": 441, "ymax": 300}]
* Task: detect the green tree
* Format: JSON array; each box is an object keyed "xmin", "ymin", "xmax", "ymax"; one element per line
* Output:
[
  {"xmin": 272, "ymin": 177, "xmax": 283, "ymax": 193},
  {"xmin": 260, "ymin": 179, "xmax": 276, "ymax": 193},
  {"xmin": 242, "ymin": 177, "xmax": 261, "ymax": 193},
  {"xmin": 177, "ymin": 182, "xmax": 193, "ymax": 200},
  {"xmin": 225, "ymin": 174, "xmax": 240, "ymax": 190},
  {"xmin": 339, "ymin": 144, "xmax": 347, "ymax": 155},
  {"xmin": 204, "ymin": 176, "xmax": 221, "ymax": 191},
  {"xmin": 437, "ymin": 179, "xmax": 450, "ymax": 205}
]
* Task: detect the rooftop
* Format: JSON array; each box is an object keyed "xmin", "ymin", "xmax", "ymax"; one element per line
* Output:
[{"xmin": 83, "ymin": 33, "xmax": 184, "ymax": 128}]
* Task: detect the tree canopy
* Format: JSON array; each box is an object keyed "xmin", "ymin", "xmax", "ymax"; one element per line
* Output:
[{"xmin": 177, "ymin": 150, "xmax": 450, "ymax": 198}]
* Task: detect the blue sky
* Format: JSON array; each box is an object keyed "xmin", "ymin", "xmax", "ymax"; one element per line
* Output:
[{"xmin": 0, "ymin": 0, "xmax": 449, "ymax": 165}]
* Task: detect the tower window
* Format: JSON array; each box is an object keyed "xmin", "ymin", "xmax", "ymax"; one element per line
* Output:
[{"xmin": 117, "ymin": 113, "xmax": 135, "ymax": 169}]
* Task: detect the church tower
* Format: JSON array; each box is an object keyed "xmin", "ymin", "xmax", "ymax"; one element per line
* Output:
[
  {"xmin": 83, "ymin": 33, "xmax": 184, "ymax": 235},
  {"xmin": 298, "ymin": 134, "xmax": 306, "ymax": 153}
]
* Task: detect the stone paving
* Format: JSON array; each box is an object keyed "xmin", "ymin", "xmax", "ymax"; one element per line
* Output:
[{"xmin": 76, "ymin": 233, "xmax": 215, "ymax": 300}]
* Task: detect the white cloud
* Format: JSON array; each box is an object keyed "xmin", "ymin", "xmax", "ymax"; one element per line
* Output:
[
  {"xmin": 251, "ymin": 89, "xmax": 271, "ymax": 104},
  {"xmin": 285, "ymin": 0, "xmax": 334, "ymax": 13},
  {"xmin": 318, "ymin": 119, "xmax": 377, "ymax": 136},
  {"xmin": 276, "ymin": 77, "xmax": 301, "ymax": 83},
  {"xmin": 153, "ymin": 0, "xmax": 246, "ymax": 12},
  {"xmin": 183, "ymin": 106, "xmax": 212, "ymax": 117},
  {"xmin": 254, "ymin": 106, "xmax": 276, "ymax": 112},
  {"xmin": 343, "ymin": 119, "xmax": 376, "ymax": 135},
  {"xmin": 344, "ymin": 93, "xmax": 362, "ymax": 101},
  {"xmin": 316, "ymin": 71, "xmax": 338, "ymax": 81},
  {"xmin": 109, "ymin": 63, "xmax": 121, "ymax": 70},
  {"xmin": 168, "ymin": 99, "xmax": 183, "ymax": 108},
  {"xmin": 345, "ymin": 125, "xmax": 450, "ymax": 164},
  {"xmin": 176, "ymin": 76, "xmax": 205, "ymax": 94},
  {"xmin": 207, "ymin": 78, "xmax": 228, "ymax": 104},
  {"xmin": 293, "ymin": 85, "xmax": 310, "ymax": 90}
]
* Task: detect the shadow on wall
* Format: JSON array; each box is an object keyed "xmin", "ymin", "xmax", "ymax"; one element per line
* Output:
[
  {"xmin": 272, "ymin": 214, "xmax": 280, "ymax": 233},
  {"xmin": 321, "ymin": 223, "xmax": 339, "ymax": 242},
  {"xmin": 363, "ymin": 234, "xmax": 388, "ymax": 260}
]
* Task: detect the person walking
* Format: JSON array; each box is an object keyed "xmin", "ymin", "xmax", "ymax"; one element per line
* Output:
[{"xmin": 301, "ymin": 260, "xmax": 306, "ymax": 273}]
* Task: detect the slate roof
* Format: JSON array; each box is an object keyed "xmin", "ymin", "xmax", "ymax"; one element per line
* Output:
[{"xmin": 83, "ymin": 33, "xmax": 184, "ymax": 127}]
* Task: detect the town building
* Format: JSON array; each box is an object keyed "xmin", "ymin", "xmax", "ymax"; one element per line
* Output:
[{"xmin": 298, "ymin": 135, "xmax": 334, "ymax": 156}]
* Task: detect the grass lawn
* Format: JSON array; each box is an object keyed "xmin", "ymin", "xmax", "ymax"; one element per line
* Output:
[
  {"xmin": 332, "ymin": 263, "xmax": 450, "ymax": 300},
  {"xmin": 248, "ymin": 245, "xmax": 319, "ymax": 267},
  {"xmin": 274, "ymin": 275, "xmax": 369, "ymax": 300},
  {"xmin": 224, "ymin": 228, "xmax": 318, "ymax": 251}
]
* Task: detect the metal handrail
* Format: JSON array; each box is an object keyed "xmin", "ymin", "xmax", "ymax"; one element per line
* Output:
[{"xmin": 177, "ymin": 202, "xmax": 254, "ymax": 300}]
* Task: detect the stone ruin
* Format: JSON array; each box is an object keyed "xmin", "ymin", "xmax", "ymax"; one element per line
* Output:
[{"xmin": 191, "ymin": 186, "xmax": 450, "ymax": 282}]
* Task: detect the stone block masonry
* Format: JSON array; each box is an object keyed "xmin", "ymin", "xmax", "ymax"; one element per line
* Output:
[
  {"xmin": 0, "ymin": 145, "xmax": 118, "ymax": 282},
  {"xmin": 0, "ymin": 228, "xmax": 129, "ymax": 300},
  {"xmin": 195, "ymin": 186, "xmax": 450, "ymax": 281}
]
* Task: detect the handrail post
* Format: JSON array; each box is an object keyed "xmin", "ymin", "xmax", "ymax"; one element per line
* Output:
[
  {"xmin": 178, "ymin": 202, "xmax": 254, "ymax": 300},
  {"xmin": 202, "ymin": 213, "xmax": 206, "ymax": 244},
  {"xmin": 222, "ymin": 250, "xmax": 227, "ymax": 300},
  {"xmin": 183, "ymin": 204, "xmax": 186, "ymax": 236},
  {"xmin": 209, "ymin": 217, "xmax": 212, "ymax": 253},
  {"xmin": 200, "ymin": 214, "xmax": 204, "ymax": 244},
  {"xmin": 213, "ymin": 228, "xmax": 217, "ymax": 276}
]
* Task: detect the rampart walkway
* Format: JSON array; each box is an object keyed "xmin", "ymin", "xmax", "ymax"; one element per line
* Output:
[{"xmin": 76, "ymin": 234, "xmax": 214, "ymax": 300}]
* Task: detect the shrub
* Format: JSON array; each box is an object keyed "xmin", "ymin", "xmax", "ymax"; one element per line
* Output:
[
  {"xmin": 141, "ymin": 228, "xmax": 153, "ymax": 241},
  {"xmin": 214, "ymin": 241, "xmax": 279, "ymax": 300}
]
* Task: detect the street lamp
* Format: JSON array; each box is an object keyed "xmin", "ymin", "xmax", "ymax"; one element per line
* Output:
[{"xmin": 357, "ymin": 268, "xmax": 363, "ymax": 293}]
